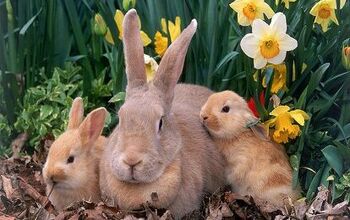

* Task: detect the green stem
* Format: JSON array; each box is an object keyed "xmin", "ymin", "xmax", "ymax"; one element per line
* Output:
[{"xmin": 6, "ymin": 0, "xmax": 16, "ymax": 73}]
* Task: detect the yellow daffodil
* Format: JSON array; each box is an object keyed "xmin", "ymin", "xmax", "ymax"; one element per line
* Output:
[
  {"xmin": 264, "ymin": 105, "xmax": 309, "ymax": 143},
  {"xmin": 154, "ymin": 17, "xmax": 181, "ymax": 57},
  {"xmin": 229, "ymin": 0, "xmax": 275, "ymax": 26},
  {"xmin": 104, "ymin": 10, "xmax": 151, "ymax": 46},
  {"xmin": 144, "ymin": 54, "xmax": 158, "ymax": 82},
  {"xmin": 275, "ymin": 0, "xmax": 297, "ymax": 9},
  {"xmin": 154, "ymin": 32, "xmax": 168, "ymax": 57},
  {"xmin": 240, "ymin": 12, "xmax": 298, "ymax": 69},
  {"xmin": 262, "ymin": 64, "xmax": 287, "ymax": 93},
  {"xmin": 310, "ymin": 0, "xmax": 339, "ymax": 32}
]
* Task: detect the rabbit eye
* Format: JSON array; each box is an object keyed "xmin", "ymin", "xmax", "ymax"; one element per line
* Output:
[
  {"xmin": 158, "ymin": 117, "xmax": 163, "ymax": 132},
  {"xmin": 221, "ymin": 106, "xmax": 230, "ymax": 113},
  {"xmin": 67, "ymin": 156, "xmax": 75, "ymax": 164}
]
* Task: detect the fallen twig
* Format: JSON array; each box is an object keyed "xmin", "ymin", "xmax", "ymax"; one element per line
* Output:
[{"xmin": 17, "ymin": 176, "xmax": 57, "ymax": 215}]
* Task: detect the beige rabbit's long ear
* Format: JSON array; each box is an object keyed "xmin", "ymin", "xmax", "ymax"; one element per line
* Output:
[
  {"xmin": 123, "ymin": 9, "xmax": 146, "ymax": 94},
  {"xmin": 67, "ymin": 97, "xmax": 84, "ymax": 129},
  {"xmin": 79, "ymin": 107, "xmax": 107, "ymax": 146},
  {"xmin": 153, "ymin": 19, "xmax": 197, "ymax": 103}
]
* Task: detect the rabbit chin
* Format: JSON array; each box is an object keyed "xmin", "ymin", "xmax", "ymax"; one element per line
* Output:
[
  {"xmin": 47, "ymin": 176, "xmax": 85, "ymax": 192},
  {"xmin": 206, "ymin": 126, "xmax": 237, "ymax": 139},
  {"xmin": 110, "ymin": 157, "xmax": 165, "ymax": 184}
]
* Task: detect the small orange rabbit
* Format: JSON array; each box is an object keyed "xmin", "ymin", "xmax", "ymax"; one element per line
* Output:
[
  {"xmin": 42, "ymin": 97, "xmax": 107, "ymax": 210},
  {"xmin": 200, "ymin": 90, "xmax": 300, "ymax": 207}
]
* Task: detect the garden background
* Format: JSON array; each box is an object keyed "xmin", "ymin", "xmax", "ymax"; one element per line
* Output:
[{"xmin": 1, "ymin": 0, "xmax": 350, "ymax": 211}]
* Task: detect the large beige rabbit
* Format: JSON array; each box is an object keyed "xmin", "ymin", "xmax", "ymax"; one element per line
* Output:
[
  {"xmin": 99, "ymin": 9, "xmax": 225, "ymax": 218},
  {"xmin": 200, "ymin": 90, "xmax": 300, "ymax": 207},
  {"xmin": 42, "ymin": 97, "xmax": 107, "ymax": 210}
]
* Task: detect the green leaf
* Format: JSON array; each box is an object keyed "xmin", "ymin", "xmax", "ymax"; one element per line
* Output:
[
  {"xmin": 213, "ymin": 51, "xmax": 239, "ymax": 74},
  {"xmin": 306, "ymin": 63, "xmax": 330, "ymax": 99},
  {"xmin": 109, "ymin": 92, "xmax": 126, "ymax": 103},
  {"xmin": 290, "ymin": 154, "xmax": 299, "ymax": 171},
  {"xmin": 322, "ymin": 145, "xmax": 344, "ymax": 176},
  {"xmin": 306, "ymin": 167, "xmax": 324, "ymax": 202},
  {"xmin": 40, "ymin": 105, "xmax": 54, "ymax": 119},
  {"xmin": 19, "ymin": 8, "xmax": 43, "ymax": 35},
  {"xmin": 336, "ymin": 123, "xmax": 350, "ymax": 142}
]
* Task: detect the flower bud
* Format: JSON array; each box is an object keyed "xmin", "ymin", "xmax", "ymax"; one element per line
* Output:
[
  {"xmin": 123, "ymin": 0, "xmax": 136, "ymax": 10},
  {"xmin": 93, "ymin": 13, "xmax": 107, "ymax": 36},
  {"xmin": 342, "ymin": 39, "xmax": 350, "ymax": 70}
]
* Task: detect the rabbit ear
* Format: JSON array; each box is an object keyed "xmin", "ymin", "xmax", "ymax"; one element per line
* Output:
[
  {"xmin": 123, "ymin": 9, "xmax": 147, "ymax": 93},
  {"xmin": 79, "ymin": 107, "xmax": 107, "ymax": 146},
  {"xmin": 67, "ymin": 97, "xmax": 84, "ymax": 129},
  {"xmin": 153, "ymin": 19, "xmax": 197, "ymax": 102}
]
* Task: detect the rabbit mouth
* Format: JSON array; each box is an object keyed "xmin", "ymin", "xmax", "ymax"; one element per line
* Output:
[
  {"xmin": 53, "ymin": 183, "xmax": 69, "ymax": 190},
  {"xmin": 50, "ymin": 181, "xmax": 76, "ymax": 191},
  {"xmin": 112, "ymin": 165, "xmax": 164, "ymax": 184}
]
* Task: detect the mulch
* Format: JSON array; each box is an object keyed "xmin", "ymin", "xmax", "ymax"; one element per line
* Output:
[{"xmin": 0, "ymin": 133, "xmax": 349, "ymax": 219}]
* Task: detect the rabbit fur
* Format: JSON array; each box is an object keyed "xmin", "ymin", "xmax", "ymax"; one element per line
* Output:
[
  {"xmin": 200, "ymin": 90, "xmax": 300, "ymax": 207},
  {"xmin": 99, "ymin": 9, "xmax": 225, "ymax": 218},
  {"xmin": 42, "ymin": 97, "xmax": 107, "ymax": 210}
]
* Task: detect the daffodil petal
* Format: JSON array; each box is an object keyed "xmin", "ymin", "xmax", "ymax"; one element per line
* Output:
[
  {"xmin": 161, "ymin": 18, "xmax": 167, "ymax": 34},
  {"xmin": 115, "ymin": 10, "xmax": 124, "ymax": 40},
  {"xmin": 320, "ymin": 20, "xmax": 329, "ymax": 32},
  {"xmin": 104, "ymin": 29, "xmax": 114, "ymax": 45},
  {"xmin": 330, "ymin": 11, "xmax": 339, "ymax": 25},
  {"xmin": 240, "ymin": 34, "xmax": 259, "ymax": 58},
  {"xmin": 279, "ymin": 34, "xmax": 298, "ymax": 51},
  {"xmin": 252, "ymin": 19, "xmax": 270, "ymax": 37},
  {"xmin": 229, "ymin": 0, "xmax": 244, "ymax": 12},
  {"xmin": 290, "ymin": 110, "xmax": 310, "ymax": 124},
  {"xmin": 268, "ymin": 50, "xmax": 286, "ymax": 65},
  {"xmin": 270, "ymin": 12, "xmax": 287, "ymax": 34},
  {"xmin": 264, "ymin": 118, "xmax": 276, "ymax": 127},
  {"xmin": 237, "ymin": 11, "xmax": 252, "ymax": 26},
  {"xmin": 340, "ymin": 0, "xmax": 346, "ymax": 8},
  {"xmin": 144, "ymin": 54, "xmax": 158, "ymax": 82},
  {"xmin": 290, "ymin": 113, "xmax": 305, "ymax": 126},
  {"xmin": 140, "ymin": 31, "xmax": 152, "ymax": 47},
  {"xmin": 261, "ymin": 2, "xmax": 275, "ymax": 18},
  {"xmin": 270, "ymin": 105, "xmax": 290, "ymax": 116},
  {"xmin": 309, "ymin": 3, "xmax": 318, "ymax": 16},
  {"xmin": 254, "ymin": 54, "xmax": 268, "ymax": 69},
  {"xmin": 168, "ymin": 17, "xmax": 181, "ymax": 42},
  {"xmin": 328, "ymin": 0, "xmax": 337, "ymax": 9}
]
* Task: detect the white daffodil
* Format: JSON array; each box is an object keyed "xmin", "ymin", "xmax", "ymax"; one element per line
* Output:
[{"xmin": 240, "ymin": 12, "xmax": 298, "ymax": 69}]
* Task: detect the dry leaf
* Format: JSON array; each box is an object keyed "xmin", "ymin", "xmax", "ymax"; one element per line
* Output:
[
  {"xmin": 1, "ymin": 175, "xmax": 15, "ymax": 200},
  {"xmin": 8, "ymin": 133, "xmax": 28, "ymax": 161},
  {"xmin": 220, "ymin": 202, "xmax": 233, "ymax": 217}
]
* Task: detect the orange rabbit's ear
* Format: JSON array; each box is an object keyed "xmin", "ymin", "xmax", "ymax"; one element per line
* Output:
[
  {"xmin": 79, "ymin": 107, "xmax": 107, "ymax": 146},
  {"xmin": 67, "ymin": 97, "xmax": 84, "ymax": 129}
]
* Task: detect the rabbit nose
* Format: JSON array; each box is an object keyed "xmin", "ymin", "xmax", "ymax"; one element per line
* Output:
[
  {"xmin": 51, "ymin": 179, "xmax": 57, "ymax": 185},
  {"xmin": 123, "ymin": 158, "xmax": 142, "ymax": 168},
  {"xmin": 49, "ymin": 175, "xmax": 58, "ymax": 184},
  {"xmin": 200, "ymin": 113, "xmax": 208, "ymax": 121}
]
